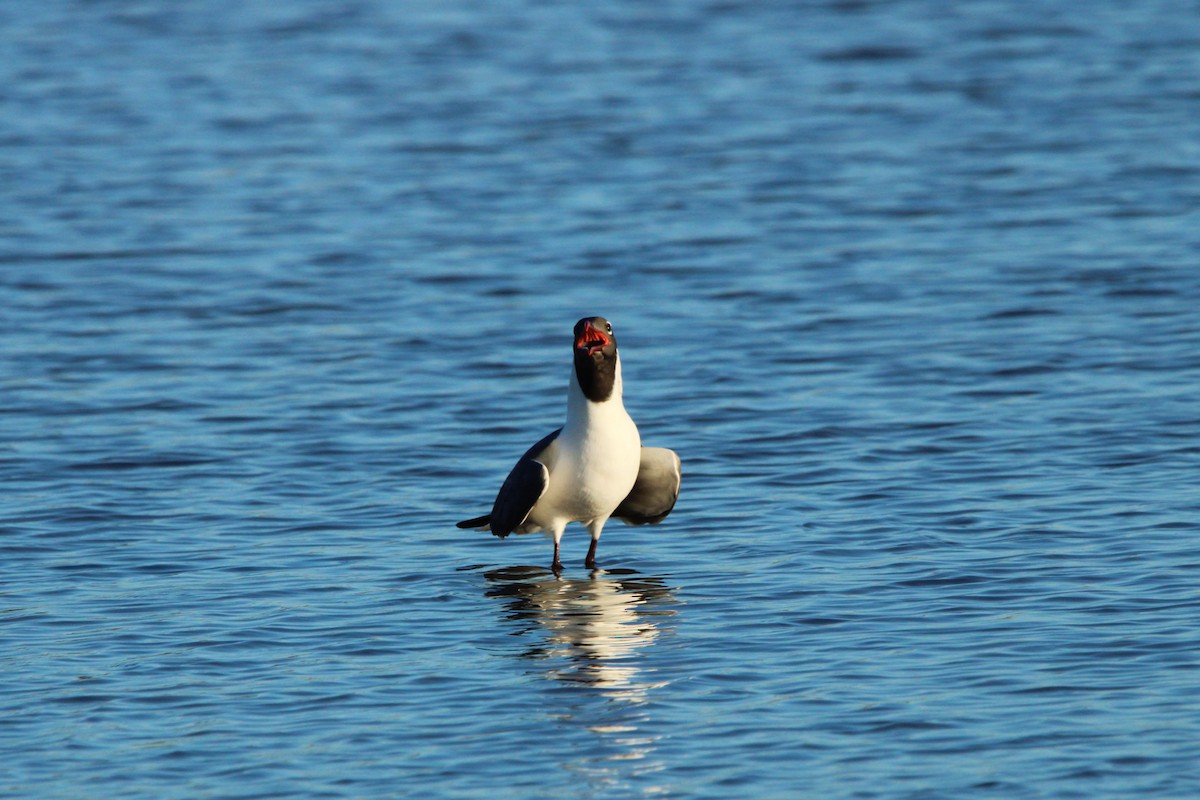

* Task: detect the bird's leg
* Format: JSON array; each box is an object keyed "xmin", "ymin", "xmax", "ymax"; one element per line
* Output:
[
  {"xmin": 585, "ymin": 518, "xmax": 606, "ymax": 570},
  {"xmin": 551, "ymin": 528, "xmax": 564, "ymax": 574}
]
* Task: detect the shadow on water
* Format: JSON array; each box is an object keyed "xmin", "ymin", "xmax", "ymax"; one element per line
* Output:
[{"xmin": 480, "ymin": 565, "xmax": 678, "ymax": 786}]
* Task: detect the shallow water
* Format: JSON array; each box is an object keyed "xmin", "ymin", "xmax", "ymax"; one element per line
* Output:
[{"xmin": 3, "ymin": 1, "xmax": 1200, "ymax": 798}]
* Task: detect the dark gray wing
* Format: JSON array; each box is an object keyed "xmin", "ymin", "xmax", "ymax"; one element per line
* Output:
[
  {"xmin": 613, "ymin": 447, "xmax": 681, "ymax": 525},
  {"xmin": 457, "ymin": 429, "xmax": 561, "ymax": 538},
  {"xmin": 489, "ymin": 460, "xmax": 547, "ymax": 538},
  {"xmin": 490, "ymin": 428, "xmax": 562, "ymax": 537}
]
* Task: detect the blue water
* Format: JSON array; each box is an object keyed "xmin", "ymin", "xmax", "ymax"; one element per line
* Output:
[{"xmin": 3, "ymin": 1, "xmax": 1200, "ymax": 797}]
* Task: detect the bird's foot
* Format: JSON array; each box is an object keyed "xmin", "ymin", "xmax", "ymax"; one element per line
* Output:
[{"xmin": 550, "ymin": 560, "xmax": 564, "ymax": 574}]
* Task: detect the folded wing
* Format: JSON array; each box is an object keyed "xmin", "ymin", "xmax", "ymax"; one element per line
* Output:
[
  {"xmin": 457, "ymin": 429, "xmax": 561, "ymax": 538},
  {"xmin": 613, "ymin": 447, "xmax": 681, "ymax": 525}
]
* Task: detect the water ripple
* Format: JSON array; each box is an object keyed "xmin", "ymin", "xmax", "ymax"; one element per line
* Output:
[{"xmin": 3, "ymin": 0, "xmax": 1200, "ymax": 798}]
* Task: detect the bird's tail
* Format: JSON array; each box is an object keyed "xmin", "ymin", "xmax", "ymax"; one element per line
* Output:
[{"xmin": 456, "ymin": 514, "xmax": 491, "ymax": 530}]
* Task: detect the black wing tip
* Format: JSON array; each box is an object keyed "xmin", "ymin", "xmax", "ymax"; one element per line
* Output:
[{"xmin": 459, "ymin": 514, "xmax": 511, "ymax": 539}]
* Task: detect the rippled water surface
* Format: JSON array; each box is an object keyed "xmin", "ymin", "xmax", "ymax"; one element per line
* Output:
[{"xmin": 4, "ymin": 1, "xmax": 1200, "ymax": 798}]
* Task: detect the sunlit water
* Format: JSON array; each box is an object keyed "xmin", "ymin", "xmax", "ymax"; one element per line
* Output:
[{"xmin": 3, "ymin": 1, "xmax": 1200, "ymax": 798}]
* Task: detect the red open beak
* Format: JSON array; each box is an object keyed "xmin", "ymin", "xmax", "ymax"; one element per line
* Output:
[{"xmin": 574, "ymin": 321, "xmax": 610, "ymax": 356}]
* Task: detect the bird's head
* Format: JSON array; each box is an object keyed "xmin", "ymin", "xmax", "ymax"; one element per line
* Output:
[
  {"xmin": 573, "ymin": 317, "xmax": 617, "ymax": 359},
  {"xmin": 572, "ymin": 316, "xmax": 619, "ymax": 402}
]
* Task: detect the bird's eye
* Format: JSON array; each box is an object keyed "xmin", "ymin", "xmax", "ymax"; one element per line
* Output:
[{"xmin": 605, "ymin": 323, "xmax": 613, "ymax": 333}]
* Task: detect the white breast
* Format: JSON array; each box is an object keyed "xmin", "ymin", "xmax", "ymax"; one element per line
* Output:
[{"xmin": 528, "ymin": 356, "xmax": 642, "ymax": 527}]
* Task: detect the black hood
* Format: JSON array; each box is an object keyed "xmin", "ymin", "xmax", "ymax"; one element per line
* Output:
[{"xmin": 572, "ymin": 316, "xmax": 618, "ymax": 403}]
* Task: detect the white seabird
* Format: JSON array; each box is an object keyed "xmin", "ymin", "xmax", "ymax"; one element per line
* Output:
[{"xmin": 458, "ymin": 316, "xmax": 681, "ymax": 572}]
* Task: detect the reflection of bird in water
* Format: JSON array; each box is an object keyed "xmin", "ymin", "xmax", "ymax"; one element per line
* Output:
[
  {"xmin": 483, "ymin": 566, "xmax": 676, "ymax": 702},
  {"xmin": 480, "ymin": 566, "xmax": 678, "ymax": 789}
]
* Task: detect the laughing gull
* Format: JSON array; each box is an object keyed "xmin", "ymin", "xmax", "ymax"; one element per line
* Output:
[{"xmin": 457, "ymin": 316, "xmax": 680, "ymax": 572}]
